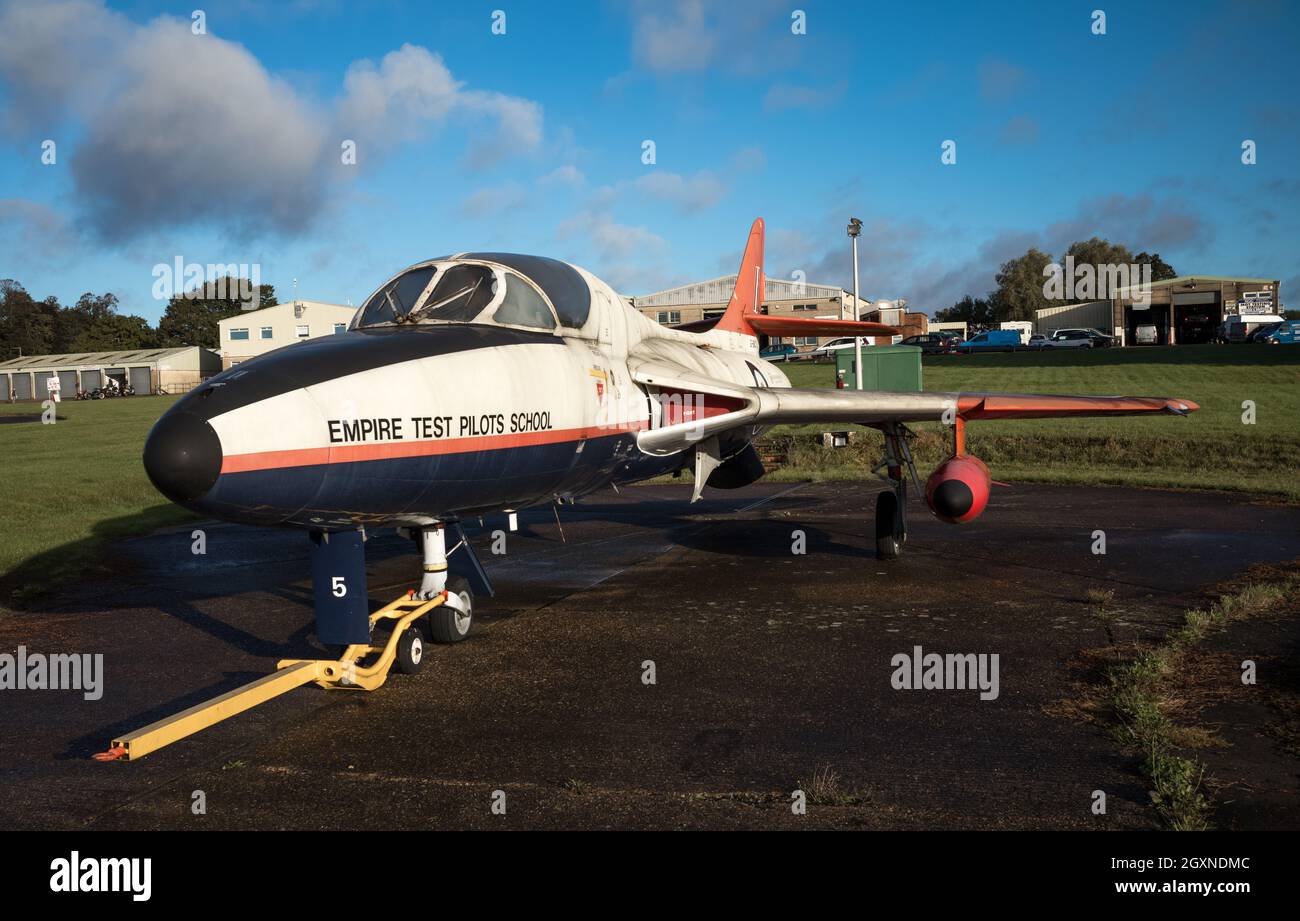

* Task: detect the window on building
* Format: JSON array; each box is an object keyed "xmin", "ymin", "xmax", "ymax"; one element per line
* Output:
[
  {"xmin": 656, "ymin": 311, "xmax": 682, "ymax": 324},
  {"xmin": 229, "ymin": 328, "xmax": 249, "ymax": 341},
  {"xmin": 296, "ymin": 325, "xmax": 310, "ymax": 338},
  {"xmin": 333, "ymin": 323, "xmax": 347, "ymax": 335},
  {"xmin": 260, "ymin": 327, "xmax": 273, "ymax": 339}
]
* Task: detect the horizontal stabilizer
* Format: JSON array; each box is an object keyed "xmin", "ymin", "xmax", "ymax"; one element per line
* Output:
[{"xmin": 746, "ymin": 315, "xmax": 899, "ymax": 338}]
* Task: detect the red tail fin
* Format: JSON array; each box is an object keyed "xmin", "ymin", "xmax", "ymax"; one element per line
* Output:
[
  {"xmin": 710, "ymin": 217, "xmax": 899, "ymax": 340},
  {"xmin": 715, "ymin": 218, "xmax": 765, "ymax": 335}
]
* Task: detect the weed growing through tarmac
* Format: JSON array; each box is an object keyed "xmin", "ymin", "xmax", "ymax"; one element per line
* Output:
[
  {"xmin": 1087, "ymin": 588, "xmax": 1116, "ymax": 615},
  {"xmin": 798, "ymin": 765, "xmax": 868, "ymax": 807},
  {"xmin": 1105, "ymin": 573, "xmax": 1300, "ymax": 830}
]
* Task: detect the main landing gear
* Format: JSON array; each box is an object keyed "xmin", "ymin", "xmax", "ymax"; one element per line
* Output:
[
  {"xmin": 873, "ymin": 423, "xmax": 923, "ymax": 561},
  {"xmin": 94, "ymin": 520, "xmax": 491, "ymax": 762}
]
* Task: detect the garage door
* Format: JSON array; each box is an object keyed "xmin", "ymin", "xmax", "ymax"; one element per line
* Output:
[
  {"xmin": 13, "ymin": 373, "xmax": 32, "ymax": 400},
  {"xmin": 129, "ymin": 366, "xmax": 152, "ymax": 395},
  {"xmin": 82, "ymin": 369, "xmax": 101, "ymax": 390},
  {"xmin": 58, "ymin": 370, "xmax": 78, "ymax": 396},
  {"xmin": 35, "ymin": 374, "xmax": 53, "ymax": 400}
]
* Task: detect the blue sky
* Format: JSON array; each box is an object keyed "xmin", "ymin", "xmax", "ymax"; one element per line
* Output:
[{"xmin": 1, "ymin": 0, "xmax": 1297, "ymax": 322}]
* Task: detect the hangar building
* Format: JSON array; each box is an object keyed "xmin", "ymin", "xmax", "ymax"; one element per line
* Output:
[
  {"xmin": 632, "ymin": 276, "xmax": 927, "ymax": 352},
  {"xmin": 217, "ymin": 299, "xmax": 358, "ymax": 369},
  {"xmin": 0, "ymin": 346, "xmax": 221, "ymax": 401},
  {"xmin": 1034, "ymin": 276, "xmax": 1281, "ymax": 346}
]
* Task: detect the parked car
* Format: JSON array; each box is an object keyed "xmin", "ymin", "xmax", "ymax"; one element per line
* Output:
[
  {"xmin": 1224, "ymin": 314, "xmax": 1285, "ymax": 343},
  {"xmin": 1027, "ymin": 333, "xmax": 1049, "ymax": 349},
  {"xmin": 1044, "ymin": 328, "xmax": 1114, "ymax": 348},
  {"xmin": 810, "ymin": 336, "xmax": 869, "ymax": 361},
  {"xmin": 1246, "ymin": 321, "xmax": 1284, "ymax": 343},
  {"xmin": 759, "ymin": 343, "xmax": 798, "ymax": 362},
  {"xmin": 1260, "ymin": 320, "xmax": 1300, "ymax": 344},
  {"xmin": 899, "ymin": 333, "xmax": 958, "ymax": 355},
  {"xmin": 955, "ymin": 329, "xmax": 1020, "ymax": 352},
  {"xmin": 1041, "ymin": 329, "xmax": 1101, "ymax": 349},
  {"xmin": 1134, "ymin": 324, "xmax": 1159, "ymax": 345}
]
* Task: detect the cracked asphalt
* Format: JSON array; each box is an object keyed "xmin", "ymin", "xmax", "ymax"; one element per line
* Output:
[{"xmin": 2, "ymin": 481, "xmax": 1298, "ymax": 830}]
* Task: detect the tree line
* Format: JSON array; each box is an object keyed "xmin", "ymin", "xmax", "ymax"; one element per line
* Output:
[
  {"xmin": 0, "ymin": 276, "xmax": 276, "ymax": 359},
  {"xmin": 936, "ymin": 238, "xmax": 1176, "ymax": 328}
]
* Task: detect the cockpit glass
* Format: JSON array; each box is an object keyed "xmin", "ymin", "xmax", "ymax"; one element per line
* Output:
[
  {"xmin": 356, "ymin": 265, "xmax": 436, "ymax": 326},
  {"xmin": 408, "ymin": 264, "xmax": 497, "ymax": 322},
  {"xmin": 355, "ymin": 260, "xmax": 570, "ymax": 332},
  {"xmin": 492, "ymin": 273, "xmax": 556, "ymax": 330}
]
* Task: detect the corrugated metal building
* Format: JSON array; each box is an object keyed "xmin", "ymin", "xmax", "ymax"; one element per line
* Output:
[
  {"xmin": 632, "ymin": 275, "xmax": 924, "ymax": 351},
  {"xmin": 1035, "ymin": 276, "xmax": 1283, "ymax": 345},
  {"xmin": 0, "ymin": 346, "xmax": 221, "ymax": 401}
]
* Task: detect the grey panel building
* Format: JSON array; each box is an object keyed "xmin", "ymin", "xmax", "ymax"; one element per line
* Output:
[{"xmin": 0, "ymin": 346, "xmax": 222, "ymax": 401}]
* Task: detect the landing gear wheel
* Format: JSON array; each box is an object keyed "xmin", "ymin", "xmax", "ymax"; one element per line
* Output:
[
  {"xmin": 429, "ymin": 576, "xmax": 474, "ymax": 643},
  {"xmin": 875, "ymin": 488, "xmax": 906, "ymax": 560},
  {"xmin": 395, "ymin": 625, "xmax": 425, "ymax": 674}
]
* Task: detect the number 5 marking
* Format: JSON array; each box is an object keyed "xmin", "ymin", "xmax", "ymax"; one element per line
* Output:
[{"xmin": 332, "ymin": 576, "xmax": 347, "ymax": 598}]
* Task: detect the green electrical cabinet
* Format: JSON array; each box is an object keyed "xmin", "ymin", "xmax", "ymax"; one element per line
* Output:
[{"xmin": 834, "ymin": 345, "xmax": 923, "ymax": 391}]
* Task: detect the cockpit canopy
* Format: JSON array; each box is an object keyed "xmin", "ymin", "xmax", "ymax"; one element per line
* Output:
[{"xmin": 353, "ymin": 253, "xmax": 591, "ymax": 334}]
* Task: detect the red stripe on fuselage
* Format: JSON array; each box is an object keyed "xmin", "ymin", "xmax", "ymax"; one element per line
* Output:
[{"xmin": 219, "ymin": 422, "xmax": 647, "ymax": 474}]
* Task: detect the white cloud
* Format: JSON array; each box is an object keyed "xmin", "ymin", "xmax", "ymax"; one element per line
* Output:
[
  {"xmin": 633, "ymin": 170, "xmax": 724, "ymax": 213},
  {"xmin": 457, "ymin": 183, "xmax": 529, "ymax": 219},
  {"xmin": 630, "ymin": 0, "xmax": 715, "ymax": 74},
  {"xmin": 539, "ymin": 164, "xmax": 586, "ymax": 187},
  {"xmin": 762, "ymin": 81, "xmax": 846, "ymax": 112}
]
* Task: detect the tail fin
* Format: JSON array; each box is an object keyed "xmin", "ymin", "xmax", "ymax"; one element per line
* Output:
[
  {"xmin": 709, "ymin": 217, "xmax": 900, "ymax": 342},
  {"xmin": 714, "ymin": 218, "xmax": 765, "ymax": 335}
]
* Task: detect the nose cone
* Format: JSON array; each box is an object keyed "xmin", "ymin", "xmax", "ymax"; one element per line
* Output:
[
  {"xmin": 931, "ymin": 479, "xmax": 974, "ymax": 520},
  {"xmin": 143, "ymin": 410, "xmax": 223, "ymax": 504}
]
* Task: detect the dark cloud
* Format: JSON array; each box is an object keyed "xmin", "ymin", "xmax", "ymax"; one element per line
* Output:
[{"xmin": 0, "ymin": 1, "xmax": 543, "ymax": 242}]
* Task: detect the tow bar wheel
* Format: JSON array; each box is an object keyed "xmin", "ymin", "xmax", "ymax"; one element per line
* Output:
[
  {"xmin": 430, "ymin": 576, "xmax": 474, "ymax": 643},
  {"xmin": 395, "ymin": 626, "xmax": 425, "ymax": 674}
]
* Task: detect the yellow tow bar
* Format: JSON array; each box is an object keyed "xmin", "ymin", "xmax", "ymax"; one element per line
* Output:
[{"xmin": 94, "ymin": 591, "xmax": 446, "ymax": 762}]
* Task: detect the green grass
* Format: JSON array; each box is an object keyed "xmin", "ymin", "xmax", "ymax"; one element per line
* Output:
[
  {"xmin": 1, "ymin": 345, "xmax": 1295, "ymax": 601},
  {"xmin": 0, "ymin": 396, "xmax": 195, "ymax": 603},
  {"xmin": 775, "ymin": 345, "xmax": 1300, "ymax": 500},
  {"xmin": 1103, "ymin": 573, "xmax": 1299, "ymax": 830}
]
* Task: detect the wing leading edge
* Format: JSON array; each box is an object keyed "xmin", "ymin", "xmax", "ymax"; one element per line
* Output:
[{"xmin": 631, "ymin": 362, "xmax": 1198, "ymax": 455}]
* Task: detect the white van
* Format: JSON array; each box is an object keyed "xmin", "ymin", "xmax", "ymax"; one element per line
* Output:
[
  {"xmin": 1224, "ymin": 314, "xmax": 1284, "ymax": 343},
  {"xmin": 999, "ymin": 321, "xmax": 1033, "ymax": 346}
]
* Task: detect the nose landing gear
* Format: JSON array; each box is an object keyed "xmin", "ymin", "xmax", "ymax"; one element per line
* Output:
[{"xmin": 93, "ymin": 521, "xmax": 494, "ymax": 762}]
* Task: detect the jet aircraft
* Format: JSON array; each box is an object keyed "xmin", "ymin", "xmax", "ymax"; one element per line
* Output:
[{"xmin": 143, "ymin": 218, "xmax": 1198, "ymax": 654}]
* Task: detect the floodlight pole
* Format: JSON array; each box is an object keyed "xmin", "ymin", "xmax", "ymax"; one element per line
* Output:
[{"xmin": 847, "ymin": 218, "xmax": 863, "ymax": 390}]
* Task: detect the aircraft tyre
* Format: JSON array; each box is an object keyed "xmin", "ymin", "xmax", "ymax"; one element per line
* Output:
[
  {"xmin": 875, "ymin": 489, "xmax": 904, "ymax": 560},
  {"xmin": 429, "ymin": 576, "xmax": 474, "ymax": 643}
]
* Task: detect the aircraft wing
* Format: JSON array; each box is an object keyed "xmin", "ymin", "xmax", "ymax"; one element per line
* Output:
[{"xmin": 630, "ymin": 360, "xmax": 1198, "ymax": 455}]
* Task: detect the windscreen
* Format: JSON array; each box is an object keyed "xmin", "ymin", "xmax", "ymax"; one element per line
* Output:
[{"xmin": 356, "ymin": 265, "xmax": 436, "ymax": 326}]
